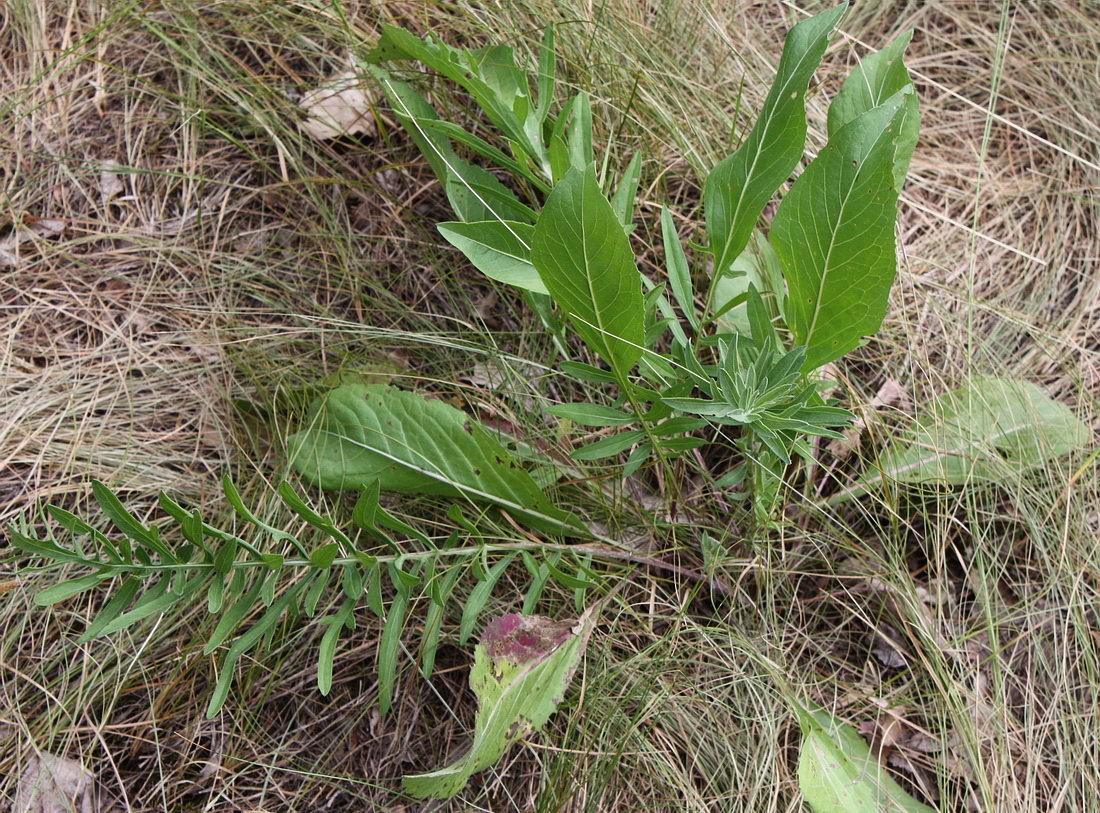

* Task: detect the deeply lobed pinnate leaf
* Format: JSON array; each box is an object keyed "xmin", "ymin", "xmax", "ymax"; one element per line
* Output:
[{"xmin": 403, "ymin": 610, "xmax": 595, "ymax": 799}]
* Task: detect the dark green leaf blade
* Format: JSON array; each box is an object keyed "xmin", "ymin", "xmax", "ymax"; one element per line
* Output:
[
  {"xmin": 828, "ymin": 31, "xmax": 919, "ymax": 192},
  {"xmin": 772, "ymin": 86, "xmax": 913, "ymax": 371},
  {"xmin": 531, "ymin": 166, "xmax": 644, "ymax": 377}
]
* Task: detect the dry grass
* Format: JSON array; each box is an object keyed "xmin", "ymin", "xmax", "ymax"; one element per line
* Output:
[{"xmin": 2, "ymin": 0, "xmax": 1097, "ymax": 810}]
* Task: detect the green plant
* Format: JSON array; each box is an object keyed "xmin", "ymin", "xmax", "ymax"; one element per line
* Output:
[
  {"xmin": 355, "ymin": 2, "xmax": 918, "ymax": 523},
  {"xmin": 11, "ymin": 4, "xmax": 1089, "ymax": 804}
]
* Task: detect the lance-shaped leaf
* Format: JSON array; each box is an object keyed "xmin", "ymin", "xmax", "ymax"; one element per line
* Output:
[
  {"xmin": 828, "ymin": 31, "xmax": 919, "ymax": 192},
  {"xmin": 531, "ymin": 166, "xmax": 644, "ymax": 376},
  {"xmin": 834, "ymin": 377, "xmax": 1090, "ymax": 502},
  {"xmin": 437, "ymin": 220, "xmax": 546, "ymax": 293},
  {"xmin": 287, "ymin": 382, "xmax": 581, "ymax": 534},
  {"xmin": 798, "ymin": 705, "xmax": 935, "ymax": 813},
  {"xmin": 772, "ymin": 85, "xmax": 914, "ymax": 371},
  {"xmin": 704, "ymin": 4, "xmax": 846, "ymax": 279},
  {"xmin": 404, "ymin": 610, "xmax": 596, "ymax": 799},
  {"xmin": 368, "ymin": 67, "xmax": 535, "ymax": 224}
]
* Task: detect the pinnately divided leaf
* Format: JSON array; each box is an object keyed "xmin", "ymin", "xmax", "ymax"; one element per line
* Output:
[
  {"xmin": 404, "ymin": 610, "xmax": 596, "ymax": 799},
  {"xmin": 704, "ymin": 4, "xmax": 846, "ymax": 279},
  {"xmin": 287, "ymin": 382, "xmax": 581, "ymax": 535},
  {"xmin": 772, "ymin": 85, "xmax": 915, "ymax": 371},
  {"xmin": 531, "ymin": 166, "xmax": 644, "ymax": 377}
]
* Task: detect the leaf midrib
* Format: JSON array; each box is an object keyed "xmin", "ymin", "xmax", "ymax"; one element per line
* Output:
[{"xmin": 803, "ymin": 110, "xmax": 898, "ymax": 345}]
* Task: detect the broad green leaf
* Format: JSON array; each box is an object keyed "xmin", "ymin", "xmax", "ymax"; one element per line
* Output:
[
  {"xmin": 469, "ymin": 44, "xmax": 526, "ymax": 115},
  {"xmin": 798, "ymin": 706, "xmax": 935, "ymax": 813},
  {"xmin": 287, "ymin": 382, "xmax": 581, "ymax": 535},
  {"xmin": 843, "ymin": 377, "xmax": 1090, "ymax": 501},
  {"xmin": 828, "ymin": 31, "xmax": 919, "ymax": 192},
  {"xmin": 704, "ymin": 4, "xmax": 846, "ymax": 278},
  {"xmin": 546, "ymin": 403, "xmax": 635, "ymax": 427},
  {"xmin": 444, "ymin": 161, "xmax": 537, "ymax": 224},
  {"xmin": 772, "ymin": 86, "xmax": 913, "ymax": 371},
  {"xmin": 531, "ymin": 166, "xmax": 644, "ymax": 376},
  {"xmin": 404, "ymin": 610, "xmax": 596, "ymax": 799},
  {"xmin": 566, "ymin": 93, "xmax": 593, "ymax": 174},
  {"xmin": 366, "ymin": 68, "xmax": 454, "ymax": 194},
  {"xmin": 437, "ymin": 221, "xmax": 546, "ymax": 293}
]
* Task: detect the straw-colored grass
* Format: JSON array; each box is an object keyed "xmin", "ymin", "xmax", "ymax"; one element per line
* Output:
[{"xmin": 2, "ymin": 1, "xmax": 1096, "ymax": 810}]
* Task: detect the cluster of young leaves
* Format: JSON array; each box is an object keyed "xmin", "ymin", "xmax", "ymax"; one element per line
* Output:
[
  {"xmin": 8, "ymin": 476, "xmax": 598, "ymax": 722},
  {"xmin": 361, "ymin": 3, "xmax": 919, "ymax": 521}
]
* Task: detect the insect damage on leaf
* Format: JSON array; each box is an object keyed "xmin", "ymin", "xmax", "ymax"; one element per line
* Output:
[
  {"xmin": 403, "ymin": 608, "xmax": 596, "ymax": 799},
  {"xmin": 482, "ymin": 612, "xmax": 574, "ymax": 672}
]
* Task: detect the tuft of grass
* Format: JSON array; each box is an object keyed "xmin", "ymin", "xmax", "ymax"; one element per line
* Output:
[{"xmin": 2, "ymin": 0, "xmax": 1097, "ymax": 810}]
